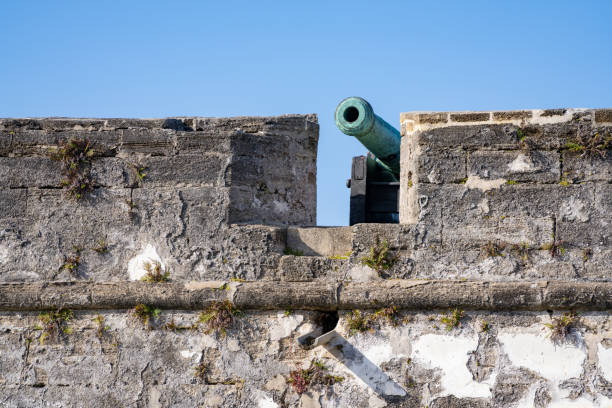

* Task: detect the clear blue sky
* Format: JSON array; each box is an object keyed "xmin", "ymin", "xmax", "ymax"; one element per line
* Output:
[{"xmin": 2, "ymin": 1, "xmax": 611, "ymax": 225}]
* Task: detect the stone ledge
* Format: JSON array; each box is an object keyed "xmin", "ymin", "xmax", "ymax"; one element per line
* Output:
[
  {"xmin": 0, "ymin": 280, "xmax": 610, "ymax": 311},
  {"xmin": 0, "ymin": 114, "xmax": 318, "ymax": 132},
  {"xmin": 400, "ymin": 108, "xmax": 612, "ymax": 132}
]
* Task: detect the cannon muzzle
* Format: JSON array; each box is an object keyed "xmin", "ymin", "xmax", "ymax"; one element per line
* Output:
[{"xmin": 335, "ymin": 97, "xmax": 401, "ymax": 177}]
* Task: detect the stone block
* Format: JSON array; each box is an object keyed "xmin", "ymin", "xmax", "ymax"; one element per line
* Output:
[
  {"xmin": 442, "ymin": 216, "xmax": 553, "ymax": 249},
  {"xmin": 215, "ymin": 224, "xmax": 284, "ymax": 281},
  {"xmin": 486, "ymin": 184, "xmax": 590, "ymax": 219},
  {"xmin": 416, "ymin": 124, "xmax": 520, "ymax": 150},
  {"xmin": 230, "ymin": 131, "xmax": 291, "ymax": 158},
  {"xmin": 595, "ymin": 109, "xmax": 612, "ymax": 123},
  {"xmin": 556, "ymin": 218, "xmax": 611, "ymax": 248},
  {"xmin": 90, "ymin": 158, "xmax": 132, "ymax": 187},
  {"xmin": 14, "ymin": 188, "xmax": 134, "ymax": 281},
  {"xmin": 584, "ymin": 248, "xmax": 612, "ymax": 280},
  {"xmin": 450, "ymin": 112, "xmax": 490, "ymax": 122},
  {"xmin": 119, "ymin": 128, "xmax": 175, "ymax": 155},
  {"xmin": 0, "ymin": 189, "xmax": 27, "ymax": 219},
  {"xmin": 351, "ymin": 223, "xmax": 413, "ymax": 254},
  {"xmin": 136, "ymin": 154, "xmax": 228, "ymax": 187},
  {"xmin": 519, "ymin": 123, "xmax": 581, "ymax": 150},
  {"xmin": 9, "ymin": 130, "xmax": 61, "ymax": 156},
  {"xmin": 278, "ymin": 255, "xmax": 344, "ymax": 281},
  {"xmin": 417, "ymin": 149, "xmax": 467, "ymax": 183},
  {"xmin": 563, "ymin": 151, "xmax": 612, "ymax": 183},
  {"xmin": 493, "ymin": 111, "xmax": 533, "ymax": 121},
  {"xmin": 0, "ymin": 157, "xmax": 62, "ymax": 187},
  {"xmin": 468, "ymin": 150, "xmax": 560, "ymax": 183},
  {"xmin": 595, "ymin": 183, "xmax": 612, "ymax": 216},
  {"xmin": 175, "ymin": 130, "xmax": 233, "ymax": 154},
  {"xmin": 228, "ymin": 185, "xmax": 315, "ymax": 226},
  {"xmin": 104, "ymin": 118, "xmax": 166, "ymax": 129},
  {"xmin": 286, "ymin": 226, "xmax": 352, "ymax": 257},
  {"xmin": 0, "ymin": 132, "xmax": 11, "ymax": 156}
]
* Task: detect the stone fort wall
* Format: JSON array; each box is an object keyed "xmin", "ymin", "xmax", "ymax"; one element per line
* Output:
[{"xmin": 0, "ymin": 110, "xmax": 611, "ymax": 407}]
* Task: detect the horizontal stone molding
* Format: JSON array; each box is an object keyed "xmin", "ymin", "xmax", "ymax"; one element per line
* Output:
[
  {"xmin": 401, "ymin": 108, "xmax": 612, "ymax": 131},
  {"xmin": 0, "ymin": 280, "xmax": 610, "ymax": 311}
]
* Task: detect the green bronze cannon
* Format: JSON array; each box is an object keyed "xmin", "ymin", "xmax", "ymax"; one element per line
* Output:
[
  {"xmin": 335, "ymin": 97, "xmax": 401, "ymax": 225},
  {"xmin": 335, "ymin": 96, "xmax": 401, "ymax": 179}
]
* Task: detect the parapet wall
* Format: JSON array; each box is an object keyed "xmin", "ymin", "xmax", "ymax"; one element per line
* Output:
[
  {"xmin": 0, "ymin": 115, "xmax": 318, "ymax": 282},
  {"xmin": 400, "ymin": 108, "xmax": 611, "ymax": 281}
]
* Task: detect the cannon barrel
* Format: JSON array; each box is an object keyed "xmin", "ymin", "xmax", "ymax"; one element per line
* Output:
[{"xmin": 335, "ymin": 97, "xmax": 401, "ymax": 177}]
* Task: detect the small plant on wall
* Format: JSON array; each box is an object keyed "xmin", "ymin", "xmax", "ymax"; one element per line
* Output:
[
  {"xmin": 198, "ymin": 300, "xmax": 242, "ymax": 336},
  {"xmin": 440, "ymin": 308, "xmax": 465, "ymax": 331},
  {"xmin": 141, "ymin": 261, "xmax": 170, "ymax": 283},
  {"xmin": 565, "ymin": 130, "xmax": 611, "ymax": 159},
  {"xmin": 34, "ymin": 308, "xmax": 73, "ymax": 345},
  {"xmin": 287, "ymin": 359, "xmax": 344, "ymax": 395},
  {"xmin": 132, "ymin": 304, "xmax": 161, "ymax": 330},
  {"xmin": 545, "ymin": 311, "xmax": 578, "ymax": 343},
  {"xmin": 361, "ymin": 237, "xmax": 397, "ymax": 275},
  {"xmin": 50, "ymin": 138, "xmax": 95, "ymax": 200}
]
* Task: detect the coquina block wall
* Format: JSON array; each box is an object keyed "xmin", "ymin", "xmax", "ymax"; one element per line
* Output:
[
  {"xmin": 0, "ymin": 110, "xmax": 611, "ymax": 408},
  {"xmin": 0, "ymin": 116, "xmax": 318, "ymax": 282},
  {"xmin": 400, "ymin": 108, "xmax": 612, "ymax": 281}
]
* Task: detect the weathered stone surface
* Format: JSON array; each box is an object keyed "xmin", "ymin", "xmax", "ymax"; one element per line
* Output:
[
  {"xmin": 1, "ymin": 109, "xmax": 611, "ymax": 407},
  {"xmin": 232, "ymin": 281, "xmax": 338, "ymax": 310},
  {"xmin": 0, "ymin": 189, "xmax": 27, "ymax": 219},
  {"xmin": 417, "ymin": 149, "xmax": 467, "ymax": 184},
  {"xmin": 563, "ymin": 151, "xmax": 612, "ymax": 182},
  {"xmin": 0, "ymin": 115, "xmax": 318, "ymax": 283},
  {"xmin": 468, "ymin": 150, "xmax": 560, "ymax": 183},
  {"xmin": 0, "ymin": 157, "xmax": 63, "ymax": 187},
  {"xmin": 278, "ymin": 255, "xmax": 346, "ymax": 282},
  {"xmin": 287, "ymin": 226, "xmax": 352, "ymax": 257},
  {"xmin": 415, "ymin": 124, "xmax": 520, "ymax": 150},
  {"xmin": 1, "ymin": 309, "xmax": 611, "ymax": 407}
]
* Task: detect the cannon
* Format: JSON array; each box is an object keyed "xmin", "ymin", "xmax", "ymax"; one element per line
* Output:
[{"xmin": 335, "ymin": 97, "xmax": 401, "ymax": 225}]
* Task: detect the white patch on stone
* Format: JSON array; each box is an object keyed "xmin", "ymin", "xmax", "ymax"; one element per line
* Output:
[
  {"xmin": 258, "ymin": 395, "xmax": 278, "ymax": 408},
  {"xmin": 338, "ymin": 335, "xmax": 407, "ymax": 396},
  {"xmin": 201, "ymin": 334, "xmax": 218, "ymax": 348},
  {"xmin": 149, "ymin": 387, "xmax": 162, "ymax": 408},
  {"xmin": 127, "ymin": 244, "xmax": 164, "ymax": 281},
  {"xmin": 0, "ymin": 245, "xmax": 9, "ymax": 265},
  {"xmin": 509, "ymin": 153, "xmax": 535, "ymax": 172},
  {"xmin": 498, "ymin": 330, "xmax": 598, "ymax": 406},
  {"xmin": 427, "ymin": 167, "xmax": 441, "ymax": 183},
  {"xmin": 297, "ymin": 322, "xmax": 316, "ymax": 337},
  {"xmin": 477, "ymin": 198, "xmax": 490, "ymax": 215},
  {"xmin": 368, "ymin": 394, "xmax": 388, "ymax": 408},
  {"xmin": 346, "ymin": 264, "xmax": 382, "ymax": 282},
  {"xmin": 227, "ymin": 338, "xmax": 241, "ymax": 352},
  {"xmin": 464, "ymin": 176, "xmax": 506, "ymax": 192},
  {"xmin": 180, "ymin": 350, "xmax": 197, "ymax": 359},
  {"xmin": 598, "ymin": 343, "xmax": 612, "ymax": 382},
  {"xmin": 559, "ymin": 197, "xmax": 590, "ymax": 223},
  {"xmin": 498, "ymin": 332, "xmax": 585, "ymax": 383},
  {"xmin": 273, "ymin": 200, "xmax": 289, "ymax": 214},
  {"xmin": 269, "ymin": 313, "xmax": 303, "ymax": 341},
  {"xmin": 411, "ymin": 334, "xmax": 492, "ymax": 399}
]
